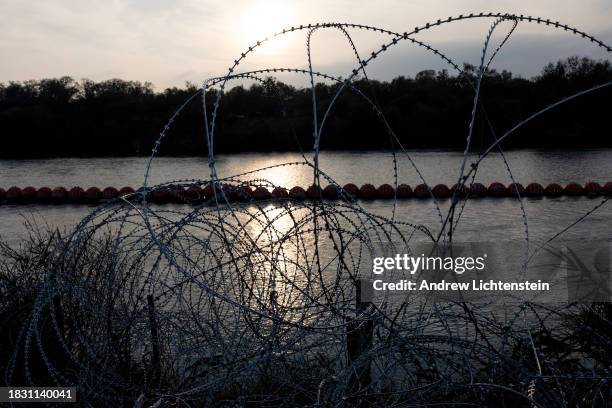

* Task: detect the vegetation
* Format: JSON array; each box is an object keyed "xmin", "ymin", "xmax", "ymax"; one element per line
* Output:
[
  {"xmin": 1, "ymin": 224, "xmax": 610, "ymax": 406},
  {"xmin": 0, "ymin": 56, "xmax": 611, "ymax": 158}
]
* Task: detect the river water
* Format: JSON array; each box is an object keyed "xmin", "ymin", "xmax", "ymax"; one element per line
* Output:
[{"xmin": 0, "ymin": 150, "xmax": 611, "ymax": 244}]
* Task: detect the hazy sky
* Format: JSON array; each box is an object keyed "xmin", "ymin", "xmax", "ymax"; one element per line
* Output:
[{"xmin": 1, "ymin": 0, "xmax": 611, "ymax": 89}]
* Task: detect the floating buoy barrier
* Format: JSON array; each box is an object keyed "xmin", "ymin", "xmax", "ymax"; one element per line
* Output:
[
  {"xmin": 37, "ymin": 187, "xmax": 52, "ymax": 203},
  {"xmin": 236, "ymin": 185, "xmax": 253, "ymax": 201},
  {"xmin": 584, "ymin": 181, "xmax": 602, "ymax": 196},
  {"xmin": 323, "ymin": 184, "xmax": 339, "ymax": 199},
  {"xmin": 358, "ymin": 183, "xmax": 377, "ymax": 199},
  {"xmin": 175, "ymin": 186, "xmax": 188, "ymax": 201},
  {"xmin": 201, "ymin": 184, "xmax": 214, "ymax": 198},
  {"xmin": 272, "ymin": 186, "xmax": 289, "ymax": 199},
  {"xmin": 469, "ymin": 183, "xmax": 487, "ymax": 197},
  {"xmin": 202, "ymin": 183, "xmax": 224, "ymax": 199},
  {"xmin": 85, "ymin": 187, "xmax": 102, "ymax": 203},
  {"xmin": 52, "ymin": 186, "xmax": 68, "ymax": 203},
  {"xmin": 342, "ymin": 183, "xmax": 359, "ymax": 197},
  {"xmin": 119, "ymin": 186, "xmax": 135, "ymax": 197},
  {"xmin": 150, "ymin": 188, "xmax": 171, "ymax": 204},
  {"xmin": 432, "ymin": 184, "xmax": 451, "ymax": 198},
  {"xmin": 253, "ymin": 186, "xmax": 272, "ymax": 200},
  {"xmin": 396, "ymin": 184, "xmax": 413, "ymax": 198},
  {"xmin": 377, "ymin": 184, "xmax": 395, "ymax": 199},
  {"xmin": 487, "ymin": 182, "xmax": 506, "ymax": 197},
  {"xmin": 306, "ymin": 185, "xmax": 322, "ymax": 199},
  {"xmin": 525, "ymin": 182, "xmax": 544, "ymax": 197},
  {"xmin": 414, "ymin": 184, "xmax": 430, "ymax": 198},
  {"xmin": 22, "ymin": 186, "xmax": 37, "ymax": 202},
  {"xmin": 544, "ymin": 183, "xmax": 563, "ymax": 197},
  {"xmin": 69, "ymin": 186, "xmax": 85, "ymax": 202},
  {"xmin": 564, "ymin": 182, "xmax": 584, "ymax": 196},
  {"xmin": 171, "ymin": 187, "xmax": 184, "ymax": 202},
  {"xmin": 6, "ymin": 186, "xmax": 21, "ymax": 203},
  {"xmin": 507, "ymin": 183, "xmax": 524, "ymax": 196},
  {"xmin": 289, "ymin": 186, "xmax": 306, "ymax": 199},
  {"xmin": 0, "ymin": 181, "xmax": 610, "ymax": 204},
  {"xmin": 185, "ymin": 185, "xmax": 203, "ymax": 201},
  {"xmin": 451, "ymin": 183, "xmax": 468, "ymax": 198}
]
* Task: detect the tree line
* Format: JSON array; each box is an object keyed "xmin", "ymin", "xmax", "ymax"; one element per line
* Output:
[{"xmin": 0, "ymin": 56, "xmax": 611, "ymax": 158}]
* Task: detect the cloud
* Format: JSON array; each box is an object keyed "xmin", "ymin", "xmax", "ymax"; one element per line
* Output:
[{"xmin": 0, "ymin": 0, "xmax": 610, "ymax": 88}]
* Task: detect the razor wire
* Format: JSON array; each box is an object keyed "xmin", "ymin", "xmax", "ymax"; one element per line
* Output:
[{"xmin": 2, "ymin": 13, "xmax": 612, "ymax": 407}]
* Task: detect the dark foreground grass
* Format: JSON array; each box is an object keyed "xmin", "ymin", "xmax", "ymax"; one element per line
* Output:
[{"xmin": 0, "ymin": 226, "xmax": 610, "ymax": 407}]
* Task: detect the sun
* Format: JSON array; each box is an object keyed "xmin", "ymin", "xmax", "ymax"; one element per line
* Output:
[{"xmin": 237, "ymin": 0, "xmax": 295, "ymax": 54}]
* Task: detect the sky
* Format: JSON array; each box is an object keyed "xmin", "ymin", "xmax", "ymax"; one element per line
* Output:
[{"xmin": 1, "ymin": 0, "xmax": 611, "ymax": 90}]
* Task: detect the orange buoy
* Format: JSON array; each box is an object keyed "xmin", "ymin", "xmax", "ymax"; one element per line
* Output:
[
  {"xmin": 202, "ymin": 184, "xmax": 214, "ymax": 198},
  {"xmin": 253, "ymin": 186, "xmax": 271, "ymax": 200},
  {"xmin": 487, "ymin": 182, "xmax": 506, "ymax": 197},
  {"xmin": 306, "ymin": 185, "xmax": 322, "ymax": 199},
  {"xmin": 236, "ymin": 185, "xmax": 253, "ymax": 201},
  {"xmin": 227, "ymin": 184, "xmax": 244, "ymax": 202},
  {"xmin": 396, "ymin": 184, "xmax": 413, "ymax": 198},
  {"xmin": 432, "ymin": 184, "xmax": 451, "ymax": 198},
  {"xmin": 377, "ymin": 184, "xmax": 395, "ymax": 199},
  {"xmin": 272, "ymin": 186, "xmax": 289, "ymax": 199},
  {"xmin": 218, "ymin": 185, "xmax": 232, "ymax": 201},
  {"xmin": 150, "ymin": 188, "xmax": 171, "ymax": 204},
  {"xmin": 22, "ymin": 186, "xmax": 37, "ymax": 202},
  {"xmin": 102, "ymin": 187, "xmax": 119, "ymax": 200},
  {"xmin": 119, "ymin": 186, "xmax": 135, "ymax": 197},
  {"xmin": 289, "ymin": 186, "xmax": 306, "ymax": 199},
  {"xmin": 170, "ymin": 186, "xmax": 187, "ymax": 202},
  {"xmin": 414, "ymin": 184, "xmax": 431, "ymax": 198},
  {"xmin": 135, "ymin": 187, "xmax": 148, "ymax": 199},
  {"xmin": 185, "ymin": 185, "xmax": 203, "ymax": 201},
  {"xmin": 69, "ymin": 187, "xmax": 86, "ymax": 202},
  {"xmin": 342, "ymin": 183, "xmax": 359, "ymax": 197},
  {"xmin": 85, "ymin": 187, "xmax": 102, "ymax": 203},
  {"xmin": 202, "ymin": 183, "xmax": 223, "ymax": 199},
  {"xmin": 506, "ymin": 183, "xmax": 524, "ymax": 196},
  {"xmin": 469, "ymin": 183, "xmax": 487, "ymax": 197},
  {"xmin": 584, "ymin": 182, "xmax": 602, "ymax": 196},
  {"xmin": 358, "ymin": 184, "xmax": 377, "ymax": 199},
  {"xmin": 451, "ymin": 183, "xmax": 468, "ymax": 198},
  {"xmin": 564, "ymin": 182, "xmax": 583, "ymax": 196},
  {"xmin": 215, "ymin": 186, "xmax": 233, "ymax": 202},
  {"xmin": 36, "ymin": 187, "xmax": 52, "ymax": 203},
  {"xmin": 6, "ymin": 187, "xmax": 22, "ymax": 203},
  {"xmin": 3, "ymin": 180, "xmax": 607, "ymax": 204},
  {"xmin": 52, "ymin": 187, "xmax": 68, "ymax": 203},
  {"xmin": 525, "ymin": 183, "xmax": 544, "ymax": 197},
  {"xmin": 544, "ymin": 183, "xmax": 563, "ymax": 197},
  {"xmin": 322, "ymin": 185, "xmax": 339, "ymax": 199}
]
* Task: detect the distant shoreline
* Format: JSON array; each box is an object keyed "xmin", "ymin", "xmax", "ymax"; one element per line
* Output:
[
  {"xmin": 1, "ymin": 57, "xmax": 611, "ymax": 158},
  {"xmin": 2, "ymin": 146, "xmax": 612, "ymax": 160}
]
